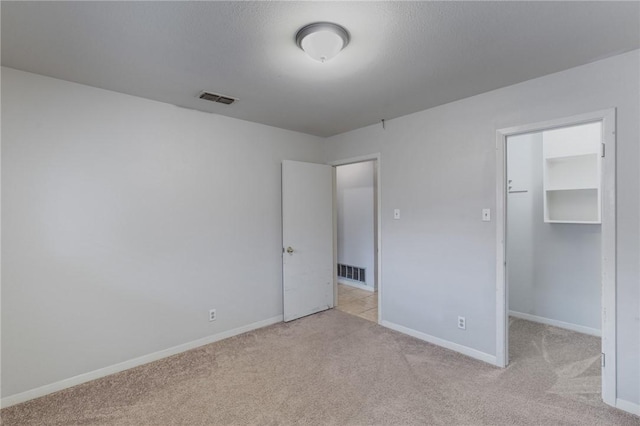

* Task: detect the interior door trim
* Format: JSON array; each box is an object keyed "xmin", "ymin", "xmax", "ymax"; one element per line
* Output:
[
  {"xmin": 329, "ymin": 153, "xmax": 382, "ymax": 324},
  {"xmin": 495, "ymin": 109, "xmax": 617, "ymax": 406}
]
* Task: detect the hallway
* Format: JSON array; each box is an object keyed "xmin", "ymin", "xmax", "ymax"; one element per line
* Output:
[{"xmin": 336, "ymin": 283, "xmax": 378, "ymax": 322}]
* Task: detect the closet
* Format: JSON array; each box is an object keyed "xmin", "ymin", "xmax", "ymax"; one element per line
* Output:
[{"xmin": 507, "ymin": 121, "xmax": 602, "ymax": 335}]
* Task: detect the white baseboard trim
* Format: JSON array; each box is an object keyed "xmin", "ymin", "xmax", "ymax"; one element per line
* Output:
[
  {"xmin": 338, "ymin": 280, "xmax": 374, "ymax": 292},
  {"xmin": 1, "ymin": 315, "xmax": 283, "ymax": 409},
  {"xmin": 509, "ymin": 310, "xmax": 601, "ymax": 337},
  {"xmin": 616, "ymin": 398, "xmax": 640, "ymax": 416},
  {"xmin": 380, "ymin": 320, "xmax": 497, "ymax": 366}
]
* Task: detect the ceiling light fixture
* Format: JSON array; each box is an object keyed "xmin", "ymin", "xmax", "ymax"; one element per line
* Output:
[{"xmin": 295, "ymin": 22, "xmax": 350, "ymax": 63}]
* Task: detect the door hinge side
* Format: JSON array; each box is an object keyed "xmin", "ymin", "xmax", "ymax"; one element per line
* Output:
[
  {"xmin": 601, "ymin": 353, "xmax": 606, "ymax": 367},
  {"xmin": 601, "ymin": 143, "xmax": 606, "ymax": 158}
]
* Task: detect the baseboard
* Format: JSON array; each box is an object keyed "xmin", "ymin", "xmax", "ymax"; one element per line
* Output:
[
  {"xmin": 380, "ymin": 320, "xmax": 497, "ymax": 366},
  {"xmin": 509, "ymin": 310, "xmax": 601, "ymax": 337},
  {"xmin": 1, "ymin": 315, "xmax": 283, "ymax": 409},
  {"xmin": 338, "ymin": 280, "xmax": 374, "ymax": 292},
  {"xmin": 616, "ymin": 398, "xmax": 640, "ymax": 416}
]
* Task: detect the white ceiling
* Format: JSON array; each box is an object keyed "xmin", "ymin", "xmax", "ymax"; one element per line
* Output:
[{"xmin": 2, "ymin": 2, "xmax": 639, "ymax": 137}]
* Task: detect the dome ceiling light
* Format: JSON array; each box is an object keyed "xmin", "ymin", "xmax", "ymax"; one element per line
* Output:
[{"xmin": 295, "ymin": 22, "xmax": 350, "ymax": 63}]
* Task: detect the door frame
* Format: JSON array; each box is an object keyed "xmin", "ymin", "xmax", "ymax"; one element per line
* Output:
[
  {"xmin": 495, "ymin": 109, "xmax": 617, "ymax": 406},
  {"xmin": 329, "ymin": 153, "xmax": 382, "ymax": 323}
]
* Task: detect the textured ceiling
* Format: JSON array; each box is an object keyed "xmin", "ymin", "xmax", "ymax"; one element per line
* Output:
[{"xmin": 2, "ymin": 1, "xmax": 639, "ymax": 137}]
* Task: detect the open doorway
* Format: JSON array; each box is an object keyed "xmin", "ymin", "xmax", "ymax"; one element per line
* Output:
[
  {"xmin": 496, "ymin": 109, "xmax": 616, "ymax": 406},
  {"xmin": 507, "ymin": 123, "xmax": 602, "ymax": 403},
  {"xmin": 281, "ymin": 156, "xmax": 380, "ymax": 324},
  {"xmin": 332, "ymin": 158, "xmax": 380, "ymax": 323}
]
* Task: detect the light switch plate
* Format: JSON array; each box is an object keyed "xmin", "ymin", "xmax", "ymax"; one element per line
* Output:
[
  {"xmin": 482, "ymin": 209, "xmax": 491, "ymax": 222},
  {"xmin": 393, "ymin": 209, "xmax": 400, "ymax": 220}
]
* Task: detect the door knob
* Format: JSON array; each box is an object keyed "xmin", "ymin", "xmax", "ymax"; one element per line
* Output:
[{"xmin": 286, "ymin": 247, "xmax": 294, "ymax": 254}]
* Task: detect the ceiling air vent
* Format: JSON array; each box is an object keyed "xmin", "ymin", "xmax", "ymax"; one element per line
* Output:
[{"xmin": 199, "ymin": 91, "xmax": 237, "ymax": 105}]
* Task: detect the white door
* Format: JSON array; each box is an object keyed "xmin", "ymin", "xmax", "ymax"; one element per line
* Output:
[{"xmin": 282, "ymin": 160, "xmax": 334, "ymax": 322}]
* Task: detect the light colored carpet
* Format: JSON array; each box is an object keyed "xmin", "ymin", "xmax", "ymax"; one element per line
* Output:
[{"xmin": 2, "ymin": 311, "xmax": 637, "ymax": 425}]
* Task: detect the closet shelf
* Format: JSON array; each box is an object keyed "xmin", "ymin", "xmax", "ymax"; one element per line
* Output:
[
  {"xmin": 545, "ymin": 220, "xmax": 601, "ymax": 224},
  {"xmin": 545, "ymin": 186, "xmax": 598, "ymax": 192},
  {"xmin": 542, "ymin": 122, "xmax": 602, "ymax": 224},
  {"xmin": 545, "ymin": 152, "xmax": 598, "ymax": 161}
]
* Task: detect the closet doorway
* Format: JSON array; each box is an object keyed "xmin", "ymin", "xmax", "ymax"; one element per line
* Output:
[
  {"xmin": 331, "ymin": 155, "xmax": 381, "ymax": 323},
  {"xmin": 496, "ymin": 110, "xmax": 616, "ymax": 406}
]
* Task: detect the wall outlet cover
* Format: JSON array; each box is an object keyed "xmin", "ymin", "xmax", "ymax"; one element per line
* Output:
[{"xmin": 458, "ymin": 316, "xmax": 466, "ymax": 330}]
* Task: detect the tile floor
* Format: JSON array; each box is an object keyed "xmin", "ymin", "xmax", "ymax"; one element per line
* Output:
[{"xmin": 336, "ymin": 283, "xmax": 378, "ymax": 322}]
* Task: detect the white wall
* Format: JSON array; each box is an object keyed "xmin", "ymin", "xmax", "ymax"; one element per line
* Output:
[
  {"xmin": 507, "ymin": 132, "xmax": 601, "ymax": 332},
  {"xmin": 336, "ymin": 162, "xmax": 374, "ymax": 289},
  {"xmin": 1, "ymin": 67, "xmax": 325, "ymax": 398},
  {"xmin": 3, "ymin": 51, "xmax": 639, "ymax": 410},
  {"xmin": 506, "ymin": 133, "xmax": 537, "ymax": 315},
  {"xmin": 323, "ymin": 50, "xmax": 640, "ymax": 407}
]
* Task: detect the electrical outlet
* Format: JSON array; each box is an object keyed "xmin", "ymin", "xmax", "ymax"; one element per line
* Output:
[
  {"xmin": 209, "ymin": 309, "xmax": 217, "ymax": 322},
  {"xmin": 458, "ymin": 316, "xmax": 466, "ymax": 330}
]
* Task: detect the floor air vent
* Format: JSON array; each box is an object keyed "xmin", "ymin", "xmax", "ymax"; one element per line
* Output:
[
  {"xmin": 199, "ymin": 91, "xmax": 237, "ymax": 105},
  {"xmin": 338, "ymin": 263, "xmax": 366, "ymax": 283}
]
